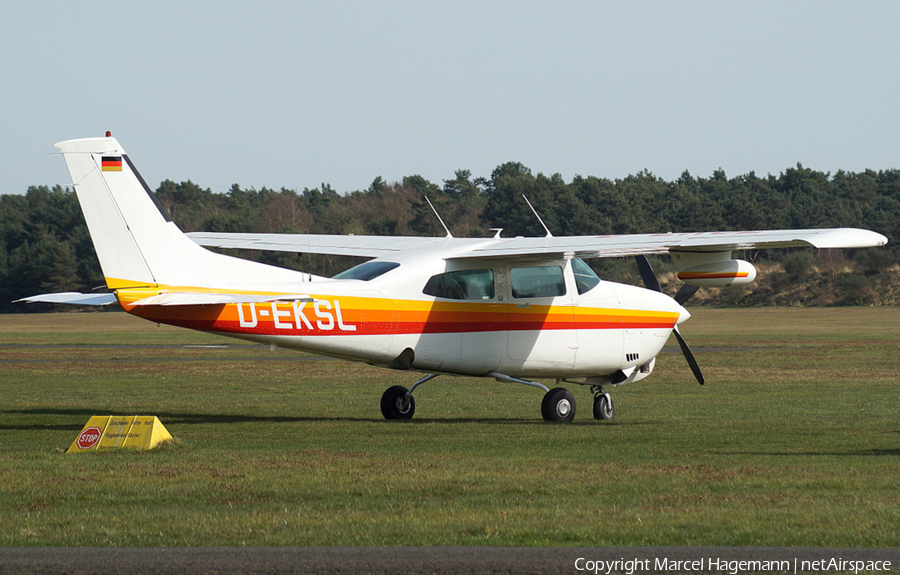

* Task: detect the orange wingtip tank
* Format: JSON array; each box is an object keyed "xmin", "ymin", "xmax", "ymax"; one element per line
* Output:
[{"xmin": 676, "ymin": 259, "xmax": 758, "ymax": 287}]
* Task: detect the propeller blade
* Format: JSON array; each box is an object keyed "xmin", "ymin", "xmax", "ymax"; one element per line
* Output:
[
  {"xmin": 674, "ymin": 283, "xmax": 700, "ymax": 306},
  {"xmin": 673, "ymin": 325, "xmax": 704, "ymax": 385},
  {"xmin": 637, "ymin": 255, "xmax": 704, "ymax": 384},
  {"xmin": 635, "ymin": 255, "xmax": 662, "ymax": 293}
]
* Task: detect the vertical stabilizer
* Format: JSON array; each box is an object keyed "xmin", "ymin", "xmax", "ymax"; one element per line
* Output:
[
  {"xmin": 55, "ymin": 136, "xmax": 308, "ymax": 290},
  {"xmin": 56, "ymin": 137, "xmax": 162, "ymax": 288}
]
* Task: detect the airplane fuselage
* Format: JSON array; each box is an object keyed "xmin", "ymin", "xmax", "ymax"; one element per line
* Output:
[{"xmin": 118, "ymin": 252, "xmax": 684, "ymax": 380}]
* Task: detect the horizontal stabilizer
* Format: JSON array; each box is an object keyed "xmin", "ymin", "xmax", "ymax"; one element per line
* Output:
[
  {"xmin": 15, "ymin": 292, "xmax": 118, "ymax": 306},
  {"xmin": 127, "ymin": 292, "xmax": 315, "ymax": 307}
]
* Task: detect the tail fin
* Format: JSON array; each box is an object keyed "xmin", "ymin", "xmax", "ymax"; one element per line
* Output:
[{"xmin": 55, "ymin": 136, "xmax": 306, "ymax": 290}]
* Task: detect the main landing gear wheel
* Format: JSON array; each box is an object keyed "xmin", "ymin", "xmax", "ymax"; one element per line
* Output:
[
  {"xmin": 593, "ymin": 393, "xmax": 615, "ymax": 421},
  {"xmin": 381, "ymin": 385, "xmax": 415, "ymax": 420},
  {"xmin": 541, "ymin": 387, "xmax": 576, "ymax": 423}
]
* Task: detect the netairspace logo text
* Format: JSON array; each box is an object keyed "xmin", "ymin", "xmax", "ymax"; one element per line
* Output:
[{"xmin": 574, "ymin": 556, "xmax": 892, "ymax": 575}]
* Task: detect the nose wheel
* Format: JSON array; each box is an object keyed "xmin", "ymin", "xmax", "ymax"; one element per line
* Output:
[{"xmin": 591, "ymin": 386, "xmax": 615, "ymax": 421}]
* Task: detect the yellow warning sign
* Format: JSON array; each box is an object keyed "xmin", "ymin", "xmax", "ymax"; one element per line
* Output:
[{"xmin": 67, "ymin": 416, "xmax": 173, "ymax": 453}]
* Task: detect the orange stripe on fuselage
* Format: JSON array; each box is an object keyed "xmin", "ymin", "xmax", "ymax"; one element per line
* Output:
[{"xmin": 116, "ymin": 288, "xmax": 679, "ymax": 336}]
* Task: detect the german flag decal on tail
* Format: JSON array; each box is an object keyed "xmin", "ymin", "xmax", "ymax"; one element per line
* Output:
[{"xmin": 101, "ymin": 156, "xmax": 122, "ymax": 172}]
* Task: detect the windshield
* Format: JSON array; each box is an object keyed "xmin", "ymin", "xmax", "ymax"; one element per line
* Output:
[
  {"xmin": 331, "ymin": 261, "xmax": 400, "ymax": 281},
  {"xmin": 571, "ymin": 258, "xmax": 600, "ymax": 295}
]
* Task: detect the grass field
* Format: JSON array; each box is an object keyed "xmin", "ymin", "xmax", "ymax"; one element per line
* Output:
[{"xmin": 1, "ymin": 308, "xmax": 898, "ymax": 547}]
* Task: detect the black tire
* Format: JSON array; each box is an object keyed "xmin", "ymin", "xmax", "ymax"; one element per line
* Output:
[
  {"xmin": 381, "ymin": 385, "xmax": 415, "ymax": 420},
  {"xmin": 541, "ymin": 387, "xmax": 576, "ymax": 423},
  {"xmin": 593, "ymin": 394, "xmax": 615, "ymax": 421}
]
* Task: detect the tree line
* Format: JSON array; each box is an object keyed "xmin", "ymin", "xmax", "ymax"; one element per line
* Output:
[{"xmin": 2, "ymin": 163, "xmax": 898, "ymax": 312}]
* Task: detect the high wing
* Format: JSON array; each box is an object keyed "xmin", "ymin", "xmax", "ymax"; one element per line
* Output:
[
  {"xmin": 188, "ymin": 228, "xmax": 887, "ymax": 260},
  {"xmin": 450, "ymin": 228, "xmax": 888, "ymax": 259},
  {"xmin": 186, "ymin": 232, "xmax": 450, "ymax": 258}
]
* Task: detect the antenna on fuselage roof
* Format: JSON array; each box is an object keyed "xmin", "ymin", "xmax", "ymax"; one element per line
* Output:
[
  {"xmin": 424, "ymin": 196, "xmax": 452, "ymax": 238},
  {"xmin": 522, "ymin": 195, "xmax": 553, "ymax": 238}
]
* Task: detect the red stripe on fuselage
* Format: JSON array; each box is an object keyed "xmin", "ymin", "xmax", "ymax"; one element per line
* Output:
[{"xmin": 127, "ymin": 309, "xmax": 676, "ymax": 337}]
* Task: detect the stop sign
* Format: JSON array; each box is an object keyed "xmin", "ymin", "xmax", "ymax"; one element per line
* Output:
[{"xmin": 76, "ymin": 427, "xmax": 102, "ymax": 450}]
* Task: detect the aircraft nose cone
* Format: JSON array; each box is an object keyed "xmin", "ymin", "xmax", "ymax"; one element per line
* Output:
[{"xmin": 676, "ymin": 303, "xmax": 691, "ymax": 326}]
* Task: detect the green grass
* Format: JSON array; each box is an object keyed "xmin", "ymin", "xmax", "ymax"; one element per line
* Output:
[{"xmin": 1, "ymin": 308, "xmax": 898, "ymax": 547}]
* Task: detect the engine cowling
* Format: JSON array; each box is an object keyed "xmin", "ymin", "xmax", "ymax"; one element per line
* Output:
[{"xmin": 676, "ymin": 258, "xmax": 757, "ymax": 287}]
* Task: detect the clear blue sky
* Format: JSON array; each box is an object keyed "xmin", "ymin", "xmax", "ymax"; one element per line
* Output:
[{"xmin": 3, "ymin": 1, "xmax": 898, "ymax": 195}]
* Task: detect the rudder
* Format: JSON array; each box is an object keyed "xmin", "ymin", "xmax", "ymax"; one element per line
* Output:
[
  {"xmin": 55, "ymin": 136, "xmax": 309, "ymax": 291},
  {"xmin": 55, "ymin": 136, "xmax": 164, "ymax": 288}
]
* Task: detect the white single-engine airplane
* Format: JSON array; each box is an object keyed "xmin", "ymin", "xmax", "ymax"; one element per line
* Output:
[{"xmin": 19, "ymin": 135, "xmax": 889, "ymax": 422}]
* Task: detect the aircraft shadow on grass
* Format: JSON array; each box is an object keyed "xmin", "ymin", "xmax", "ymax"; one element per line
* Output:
[
  {"xmin": 5, "ymin": 408, "xmax": 898, "ymax": 443},
  {"xmin": 0, "ymin": 407, "xmax": 596, "ymax": 429}
]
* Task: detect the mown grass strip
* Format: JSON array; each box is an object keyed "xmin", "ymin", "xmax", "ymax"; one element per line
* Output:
[{"xmin": 1, "ymin": 308, "xmax": 898, "ymax": 546}]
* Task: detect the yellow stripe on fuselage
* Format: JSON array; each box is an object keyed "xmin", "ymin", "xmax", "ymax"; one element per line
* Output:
[
  {"xmin": 112, "ymin": 282, "xmax": 679, "ymax": 336},
  {"xmin": 105, "ymin": 277, "xmax": 159, "ymax": 290}
]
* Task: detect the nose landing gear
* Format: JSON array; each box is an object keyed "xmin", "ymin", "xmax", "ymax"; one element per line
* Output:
[{"xmin": 591, "ymin": 385, "xmax": 615, "ymax": 421}]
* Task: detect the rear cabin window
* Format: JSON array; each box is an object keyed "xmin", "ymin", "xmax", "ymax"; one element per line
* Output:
[
  {"xmin": 423, "ymin": 269, "xmax": 494, "ymax": 300},
  {"xmin": 510, "ymin": 266, "xmax": 566, "ymax": 299}
]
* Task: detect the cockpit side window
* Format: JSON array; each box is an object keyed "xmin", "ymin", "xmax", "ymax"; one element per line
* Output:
[
  {"xmin": 332, "ymin": 261, "xmax": 400, "ymax": 281},
  {"xmin": 423, "ymin": 269, "xmax": 494, "ymax": 300},
  {"xmin": 571, "ymin": 258, "xmax": 601, "ymax": 295},
  {"xmin": 510, "ymin": 266, "xmax": 566, "ymax": 299}
]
